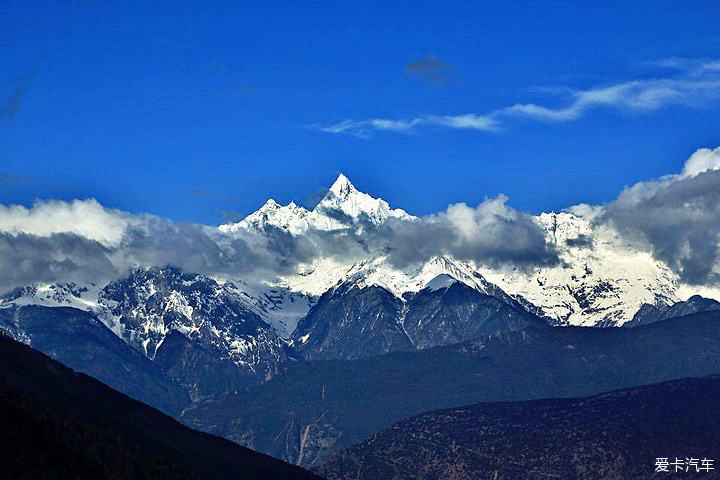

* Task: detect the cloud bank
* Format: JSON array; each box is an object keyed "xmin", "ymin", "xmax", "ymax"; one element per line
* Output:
[
  {"xmin": 598, "ymin": 146, "xmax": 720, "ymax": 285},
  {"xmin": 375, "ymin": 196, "xmax": 558, "ymax": 269},
  {"xmin": 0, "ymin": 195, "xmax": 559, "ymax": 291},
  {"xmin": 320, "ymin": 59, "xmax": 720, "ymax": 137},
  {"xmin": 1, "ymin": 146, "xmax": 719, "ymax": 291},
  {"xmin": 0, "ymin": 200, "xmax": 305, "ymax": 291}
]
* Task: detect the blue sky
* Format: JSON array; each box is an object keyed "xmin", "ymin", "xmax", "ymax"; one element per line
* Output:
[{"xmin": 2, "ymin": 0, "xmax": 720, "ymax": 224}]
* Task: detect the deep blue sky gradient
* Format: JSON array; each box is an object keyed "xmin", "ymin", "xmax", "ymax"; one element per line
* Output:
[{"xmin": 2, "ymin": 1, "xmax": 720, "ymax": 223}]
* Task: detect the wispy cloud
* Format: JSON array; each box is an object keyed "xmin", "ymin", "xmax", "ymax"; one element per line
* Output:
[
  {"xmin": 642, "ymin": 56, "xmax": 720, "ymax": 74},
  {"xmin": 320, "ymin": 59, "xmax": 720, "ymax": 137},
  {"xmin": 318, "ymin": 114, "xmax": 498, "ymax": 138}
]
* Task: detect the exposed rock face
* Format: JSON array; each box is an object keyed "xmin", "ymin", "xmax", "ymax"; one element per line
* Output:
[
  {"xmin": 292, "ymin": 283, "xmax": 412, "ymax": 361},
  {"xmin": 99, "ymin": 266, "xmax": 290, "ymax": 399},
  {"xmin": 291, "ymin": 269, "xmax": 547, "ymax": 361},
  {"xmin": 402, "ymin": 281, "xmax": 548, "ymax": 349}
]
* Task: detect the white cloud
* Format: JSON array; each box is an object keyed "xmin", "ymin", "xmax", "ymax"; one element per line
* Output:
[
  {"xmin": 681, "ymin": 146, "xmax": 720, "ymax": 178},
  {"xmin": 0, "ymin": 198, "xmax": 288, "ymax": 290},
  {"xmin": 320, "ymin": 59, "xmax": 720, "ymax": 137},
  {"xmin": 566, "ymin": 203, "xmax": 603, "ymax": 221},
  {"xmin": 0, "ymin": 199, "xmax": 140, "ymax": 246},
  {"xmin": 606, "ymin": 146, "xmax": 720, "ymax": 208}
]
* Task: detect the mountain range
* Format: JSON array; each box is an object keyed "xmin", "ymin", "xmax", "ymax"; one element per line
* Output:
[
  {"xmin": 2, "ymin": 175, "xmax": 715, "ymax": 397},
  {"xmin": 216, "ymin": 174, "xmax": 685, "ymax": 329},
  {"xmin": 1, "ymin": 174, "xmax": 720, "ymax": 475},
  {"xmin": 1, "ymin": 174, "xmax": 706, "ymax": 365}
]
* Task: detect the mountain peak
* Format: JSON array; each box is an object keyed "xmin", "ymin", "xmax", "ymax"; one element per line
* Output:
[
  {"xmin": 260, "ymin": 198, "xmax": 281, "ymax": 210},
  {"xmin": 328, "ymin": 173, "xmax": 356, "ymax": 199},
  {"xmin": 309, "ymin": 173, "xmax": 415, "ymax": 230},
  {"xmin": 220, "ymin": 173, "xmax": 414, "ymax": 236}
]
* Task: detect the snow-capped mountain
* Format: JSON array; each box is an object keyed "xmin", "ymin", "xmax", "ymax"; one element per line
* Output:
[
  {"xmin": 220, "ymin": 175, "xmax": 680, "ymax": 326},
  {"xmin": 97, "ymin": 267, "xmax": 289, "ymax": 396},
  {"xmin": 219, "ymin": 174, "xmax": 414, "ymax": 235},
  {"xmin": 338, "ymin": 256, "xmax": 515, "ymax": 302},
  {"xmin": 219, "ymin": 199, "xmax": 311, "ymax": 235},
  {"xmin": 310, "ymin": 173, "xmax": 414, "ymax": 230},
  {"xmin": 290, "ymin": 255, "xmax": 547, "ymax": 360},
  {"xmin": 1, "ymin": 267, "xmax": 291, "ymax": 400},
  {"xmin": 480, "ymin": 212, "xmax": 679, "ymax": 326},
  {"xmin": 0, "ymin": 282, "xmax": 104, "ymax": 311},
  {"xmin": 217, "ymin": 173, "xmax": 686, "ymax": 328}
]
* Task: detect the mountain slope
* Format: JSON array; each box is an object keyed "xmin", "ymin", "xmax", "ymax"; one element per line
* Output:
[
  {"xmin": 0, "ymin": 281, "xmax": 104, "ymax": 310},
  {"xmin": 318, "ymin": 375, "xmax": 720, "ymax": 480},
  {"xmin": 292, "ymin": 277, "xmax": 547, "ymax": 360},
  {"xmin": 184, "ymin": 311, "xmax": 720, "ymax": 466},
  {"xmin": 0, "ymin": 304, "xmax": 188, "ymax": 414},
  {"xmin": 625, "ymin": 295, "xmax": 720, "ymax": 328},
  {"xmin": 0, "ymin": 333, "xmax": 319, "ymax": 480},
  {"xmin": 0, "ymin": 268, "xmax": 298, "ymax": 397},
  {"xmin": 292, "ymin": 283, "xmax": 412, "ymax": 360},
  {"xmin": 99, "ymin": 266, "xmax": 290, "ymax": 399},
  {"xmin": 402, "ymin": 280, "xmax": 547, "ymax": 349}
]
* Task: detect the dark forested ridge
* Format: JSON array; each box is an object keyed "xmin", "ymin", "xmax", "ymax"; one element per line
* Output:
[
  {"xmin": 0, "ymin": 334, "xmax": 320, "ymax": 480},
  {"xmin": 0, "ymin": 304, "xmax": 190, "ymax": 414},
  {"xmin": 318, "ymin": 375, "xmax": 720, "ymax": 480},
  {"xmin": 184, "ymin": 311, "xmax": 720, "ymax": 466}
]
